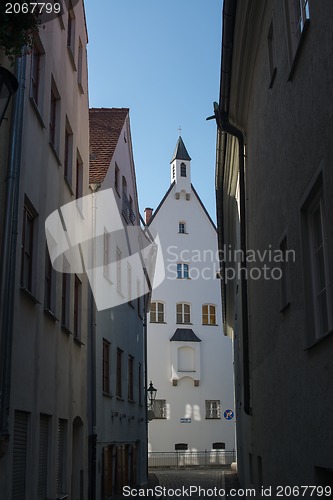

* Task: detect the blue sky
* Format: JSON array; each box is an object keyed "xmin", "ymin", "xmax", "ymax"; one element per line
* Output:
[{"xmin": 84, "ymin": 0, "xmax": 222, "ymax": 221}]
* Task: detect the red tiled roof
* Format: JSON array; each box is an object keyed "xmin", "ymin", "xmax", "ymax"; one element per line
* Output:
[{"xmin": 89, "ymin": 108, "xmax": 129, "ymax": 184}]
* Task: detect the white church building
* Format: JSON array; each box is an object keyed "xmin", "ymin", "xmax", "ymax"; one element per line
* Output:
[{"xmin": 147, "ymin": 136, "xmax": 235, "ymax": 453}]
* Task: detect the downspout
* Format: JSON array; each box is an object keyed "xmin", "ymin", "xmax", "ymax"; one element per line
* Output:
[
  {"xmin": 88, "ymin": 182, "xmax": 100, "ymax": 499},
  {"xmin": 213, "ymin": 0, "xmax": 251, "ymax": 415},
  {"xmin": 0, "ymin": 55, "xmax": 26, "ymax": 457}
]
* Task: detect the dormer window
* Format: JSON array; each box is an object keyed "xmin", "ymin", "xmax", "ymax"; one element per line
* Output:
[{"xmin": 180, "ymin": 163, "xmax": 186, "ymax": 177}]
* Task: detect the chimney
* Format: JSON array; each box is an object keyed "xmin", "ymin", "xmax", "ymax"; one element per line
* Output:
[{"xmin": 144, "ymin": 207, "xmax": 153, "ymax": 225}]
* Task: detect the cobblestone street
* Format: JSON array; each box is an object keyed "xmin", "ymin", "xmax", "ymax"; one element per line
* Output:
[{"xmin": 147, "ymin": 468, "xmax": 242, "ymax": 499}]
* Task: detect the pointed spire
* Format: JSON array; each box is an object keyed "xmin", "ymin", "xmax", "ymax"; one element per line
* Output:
[{"xmin": 170, "ymin": 136, "xmax": 191, "ymax": 163}]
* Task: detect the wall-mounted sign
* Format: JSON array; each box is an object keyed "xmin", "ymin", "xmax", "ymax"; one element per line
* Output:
[
  {"xmin": 180, "ymin": 417, "xmax": 191, "ymax": 423},
  {"xmin": 224, "ymin": 410, "xmax": 234, "ymax": 420}
]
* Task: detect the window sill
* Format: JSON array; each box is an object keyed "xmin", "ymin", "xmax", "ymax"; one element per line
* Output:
[
  {"xmin": 116, "ymin": 396, "xmax": 124, "ymax": 401},
  {"xmin": 49, "ymin": 142, "xmax": 62, "ymax": 166},
  {"xmin": 205, "ymin": 417, "xmax": 221, "ymax": 420},
  {"xmin": 20, "ymin": 287, "xmax": 40, "ymax": 304},
  {"xmin": 305, "ymin": 329, "xmax": 333, "ymax": 351},
  {"xmin": 202, "ymin": 323, "xmax": 218, "ymax": 326},
  {"xmin": 64, "ymin": 175, "xmax": 74, "ymax": 196},
  {"xmin": 287, "ymin": 20, "xmax": 310, "ymax": 82},
  {"xmin": 128, "ymin": 399, "xmax": 135, "ymax": 404},
  {"xmin": 44, "ymin": 308, "xmax": 59, "ymax": 321},
  {"xmin": 103, "ymin": 392, "xmax": 113, "ymax": 399},
  {"xmin": 280, "ymin": 301, "xmax": 291, "ymax": 314},
  {"xmin": 61, "ymin": 324, "xmax": 72, "ymax": 336},
  {"xmin": 176, "ymin": 322, "xmax": 193, "ymax": 325},
  {"xmin": 29, "ymin": 97, "xmax": 46, "ymax": 129},
  {"xmin": 150, "ymin": 321, "xmax": 167, "ymax": 324},
  {"xmin": 74, "ymin": 336, "xmax": 85, "ymax": 347}
]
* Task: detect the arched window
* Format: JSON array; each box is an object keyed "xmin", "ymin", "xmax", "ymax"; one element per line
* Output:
[
  {"xmin": 177, "ymin": 263, "xmax": 189, "ymax": 279},
  {"xmin": 180, "ymin": 163, "xmax": 187, "ymax": 177},
  {"xmin": 122, "ymin": 176, "xmax": 127, "ymax": 197},
  {"xmin": 202, "ymin": 304, "xmax": 216, "ymax": 325},
  {"xmin": 150, "ymin": 302, "xmax": 165, "ymax": 323},
  {"xmin": 175, "ymin": 443, "xmax": 188, "ymax": 451},
  {"xmin": 176, "ymin": 303, "xmax": 191, "ymax": 324}
]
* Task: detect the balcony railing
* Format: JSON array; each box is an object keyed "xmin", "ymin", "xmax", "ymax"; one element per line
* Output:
[{"xmin": 148, "ymin": 450, "xmax": 236, "ymax": 468}]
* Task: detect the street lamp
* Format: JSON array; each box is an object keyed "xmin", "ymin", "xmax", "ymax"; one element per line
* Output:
[
  {"xmin": 147, "ymin": 381, "xmax": 157, "ymax": 409},
  {"xmin": 0, "ymin": 67, "xmax": 19, "ymax": 126}
]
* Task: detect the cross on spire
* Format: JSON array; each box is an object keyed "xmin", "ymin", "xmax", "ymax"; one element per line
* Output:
[{"xmin": 178, "ymin": 126, "xmax": 182, "ymax": 137}]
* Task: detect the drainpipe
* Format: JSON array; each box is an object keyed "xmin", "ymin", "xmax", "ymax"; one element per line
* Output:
[
  {"xmin": 0, "ymin": 55, "xmax": 26, "ymax": 457},
  {"xmin": 88, "ymin": 182, "xmax": 100, "ymax": 499}
]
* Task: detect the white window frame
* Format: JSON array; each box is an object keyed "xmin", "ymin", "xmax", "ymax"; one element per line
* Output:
[
  {"xmin": 153, "ymin": 399, "xmax": 167, "ymax": 419},
  {"xmin": 202, "ymin": 304, "xmax": 217, "ymax": 325},
  {"xmin": 177, "ymin": 263, "xmax": 189, "ymax": 279},
  {"xmin": 205, "ymin": 400, "xmax": 221, "ymax": 419},
  {"xmin": 176, "ymin": 302, "xmax": 191, "ymax": 324},
  {"xmin": 150, "ymin": 301, "xmax": 165, "ymax": 323},
  {"xmin": 179, "ymin": 221, "xmax": 186, "ymax": 234}
]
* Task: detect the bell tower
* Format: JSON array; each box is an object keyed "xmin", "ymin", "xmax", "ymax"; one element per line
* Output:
[{"xmin": 170, "ymin": 135, "xmax": 191, "ymax": 197}]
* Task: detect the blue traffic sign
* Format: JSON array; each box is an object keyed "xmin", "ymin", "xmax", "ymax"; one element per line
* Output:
[{"xmin": 224, "ymin": 409, "xmax": 234, "ymax": 420}]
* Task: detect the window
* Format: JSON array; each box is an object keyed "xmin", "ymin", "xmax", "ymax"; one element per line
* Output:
[
  {"xmin": 103, "ymin": 339, "xmax": 110, "ymax": 394},
  {"xmin": 76, "ymin": 151, "xmax": 83, "ymax": 202},
  {"xmin": 38, "ymin": 414, "xmax": 50, "ymax": 499},
  {"xmin": 115, "ymin": 163, "xmax": 119, "ymax": 193},
  {"xmin": 202, "ymin": 304, "xmax": 217, "ymax": 325},
  {"xmin": 179, "ymin": 222, "xmax": 186, "ymax": 234},
  {"xmin": 267, "ymin": 19, "xmax": 277, "ymax": 88},
  {"xmin": 172, "ymin": 165, "xmax": 176, "ymax": 180},
  {"xmin": 64, "ymin": 118, "xmax": 73, "ymax": 184},
  {"xmin": 73, "ymin": 275, "xmax": 81, "ymax": 338},
  {"xmin": 56, "ymin": 419, "xmax": 67, "ymax": 496},
  {"xmin": 280, "ymin": 235, "xmax": 291, "ymax": 311},
  {"xmin": 304, "ymin": 190, "xmax": 331, "ymax": 340},
  {"xmin": 213, "ymin": 442, "xmax": 225, "ymax": 450},
  {"xmin": 103, "ymin": 231, "xmax": 111, "ymax": 281},
  {"xmin": 116, "ymin": 348, "xmax": 123, "ymax": 397},
  {"xmin": 150, "ymin": 302, "xmax": 165, "ymax": 323},
  {"xmin": 180, "ymin": 163, "xmax": 187, "ymax": 177},
  {"xmin": 137, "ymin": 279, "xmax": 141, "ymax": 317},
  {"xmin": 116, "ymin": 247, "xmax": 122, "ymax": 293},
  {"xmin": 12, "ymin": 411, "xmax": 29, "ymax": 500},
  {"xmin": 49, "ymin": 79, "xmax": 60, "ymax": 153},
  {"xmin": 122, "ymin": 176, "xmax": 127, "ymax": 197},
  {"xmin": 285, "ymin": 0, "xmax": 310, "ymax": 67},
  {"xmin": 205, "ymin": 400, "xmax": 221, "ymax": 419},
  {"xmin": 61, "ymin": 262, "xmax": 70, "ymax": 329},
  {"xmin": 177, "ymin": 263, "xmax": 189, "ymax": 279},
  {"xmin": 128, "ymin": 355, "xmax": 134, "ymax": 401},
  {"xmin": 127, "ymin": 264, "xmax": 132, "ymax": 304},
  {"xmin": 176, "ymin": 303, "xmax": 191, "ymax": 324},
  {"xmin": 153, "ymin": 400, "xmax": 167, "ymax": 419},
  {"xmin": 21, "ymin": 200, "xmax": 37, "ymax": 292},
  {"xmin": 67, "ymin": 5, "xmax": 75, "ymax": 58},
  {"xmin": 44, "ymin": 245, "xmax": 55, "ymax": 313},
  {"xmin": 30, "ymin": 40, "xmax": 43, "ymax": 107},
  {"xmin": 175, "ymin": 443, "xmax": 188, "ymax": 451},
  {"xmin": 138, "ymin": 363, "xmax": 142, "ymax": 405},
  {"xmin": 77, "ymin": 38, "xmax": 84, "ymax": 93}
]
